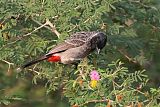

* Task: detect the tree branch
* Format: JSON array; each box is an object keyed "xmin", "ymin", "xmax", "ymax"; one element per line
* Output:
[
  {"xmin": 1, "ymin": 59, "xmax": 14, "ymax": 65},
  {"xmin": 0, "ymin": 18, "xmax": 60, "ymax": 50},
  {"xmin": 32, "ymin": 18, "xmax": 60, "ymax": 38},
  {"xmin": 118, "ymin": 49, "xmax": 137, "ymax": 64},
  {"xmin": 28, "ymin": 69, "xmax": 40, "ymax": 75},
  {"xmin": 1, "ymin": 59, "xmax": 14, "ymax": 73},
  {"xmin": 78, "ymin": 99, "xmax": 112, "ymax": 106},
  {"xmin": 45, "ymin": 18, "xmax": 60, "ymax": 38},
  {"xmin": 22, "ymin": 21, "xmax": 48, "ymax": 38}
]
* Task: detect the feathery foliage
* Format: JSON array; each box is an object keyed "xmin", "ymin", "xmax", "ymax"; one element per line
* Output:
[{"xmin": 0, "ymin": 0, "xmax": 160, "ymax": 107}]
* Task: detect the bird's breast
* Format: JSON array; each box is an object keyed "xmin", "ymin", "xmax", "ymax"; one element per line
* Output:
[{"xmin": 59, "ymin": 46, "xmax": 91, "ymax": 64}]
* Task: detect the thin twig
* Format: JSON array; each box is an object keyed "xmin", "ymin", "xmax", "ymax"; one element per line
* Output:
[
  {"xmin": 112, "ymin": 80, "xmax": 118, "ymax": 102},
  {"xmin": 28, "ymin": 69, "xmax": 40, "ymax": 75},
  {"xmin": 41, "ymin": 0, "xmax": 45, "ymax": 8},
  {"xmin": 31, "ymin": 18, "xmax": 54, "ymax": 33},
  {"xmin": 0, "ymin": 20, "xmax": 48, "ymax": 50},
  {"xmin": 130, "ymin": 0, "xmax": 156, "ymax": 9},
  {"xmin": 78, "ymin": 99, "xmax": 112, "ymax": 107},
  {"xmin": 146, "ymin": 99, "xmax": 153, "ymax": 107},
  {"xmin": 45, "ymin": 18, "xmax": 60, "ymax": 38},
  {"xmin": 84, "ymin": 17, "xmax": 91, "ymax": 23},
  {"xmin": 118, "ymin": 49, "xmax": 137, "ymax": 64},
  {"xmin": 67, "ymin": 25, "xmax": 77, "ymax": 32},
  {"xmin": 32, "ymin": 18, "xmax": 60, "ymax": 38},
  {"xmin": 1, "ymin": 59, "xmax": 14, "ymax": 73},
  {"xmin": 0, "ymin": 18, "xmax": 60, "ymax": 50},
  {"xmin": 1, "ymin": 59, "xmax": 14, "ymax": 65},
  {"xmin": 128, "ymin": 86, "xmax": 146, "ymax": 95},
  {"xmin": 24, "ymin": 21, "xmax": 48, "ymax": 38}
]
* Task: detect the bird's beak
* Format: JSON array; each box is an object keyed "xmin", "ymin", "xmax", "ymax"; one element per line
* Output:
[{"xmin": 96, "ymin": 47, "xmax": 100, "ymax": 54}]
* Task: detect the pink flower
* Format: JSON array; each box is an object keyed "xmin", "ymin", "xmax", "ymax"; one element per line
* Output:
[{"xmin": 90, "ymin": 70, "xmax": 100, "ymax": 80}]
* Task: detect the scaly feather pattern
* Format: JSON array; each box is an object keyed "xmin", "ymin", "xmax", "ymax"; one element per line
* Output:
[{"xmin": 21, "ymin": 31, "xmax": 107, "ymax": 69}]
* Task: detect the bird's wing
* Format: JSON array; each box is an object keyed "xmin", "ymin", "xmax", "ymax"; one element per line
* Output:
[
  {"xmin": 46, "ymin": 31, "xmax": 99, "ymax": 56},
  {"xmin": 66, "ymin": 31, "xmax": 98, "ymax": 43},
  {"xmin": 46, "ymin": 42, "xmax": 75, "ymax": 56}
]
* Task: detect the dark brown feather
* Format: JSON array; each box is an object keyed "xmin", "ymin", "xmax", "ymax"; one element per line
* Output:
[
  {"xmin": 46, "ymin": 32, "xmax": 96, "ymax": 56},
  {"xmin": 21, "ymin": 55, "xmax": 48, "ymax": 68},
  {"xmin": 46, "ymin": 42, "xmax": 75, "ymax": 56},
  {"xmin": 67, "ymin": 31, "xmax": 98, "ymax": 41}
]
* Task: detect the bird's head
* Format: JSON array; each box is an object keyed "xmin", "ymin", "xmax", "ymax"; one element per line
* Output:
[
  {"xmin": 96, "ymin": 32, "xmax": 107, "ymax": 50},
  {"xmin": 90, "ymin": 32, "xmax": 107, "ymax": 53}
]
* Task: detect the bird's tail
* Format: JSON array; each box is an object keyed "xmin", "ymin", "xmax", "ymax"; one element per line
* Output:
[{"xmin": 21, "ymin": 55, "xmax": 48, "ymax": 69}]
